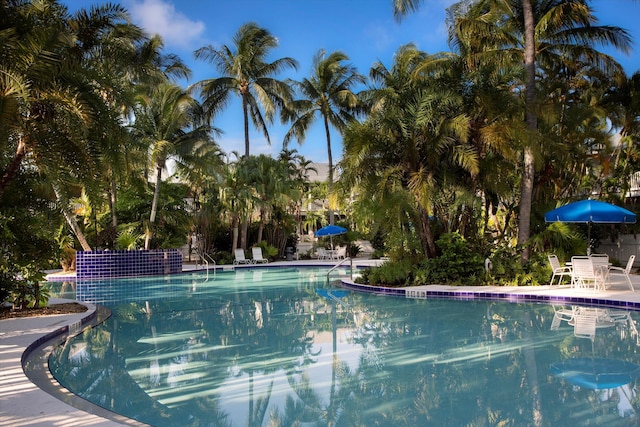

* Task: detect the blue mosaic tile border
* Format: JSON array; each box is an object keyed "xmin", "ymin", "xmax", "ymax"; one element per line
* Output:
[
  {"xmin": 340, "ymin": 280, "xmax": 640, "ymax": 311},
  {"xmin": 76, "ymin": 249, "xmax": 182, "ymax": 279}
]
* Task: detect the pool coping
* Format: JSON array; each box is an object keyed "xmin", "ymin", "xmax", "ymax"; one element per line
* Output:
[{"xmin": 20, "ymin": 305, "xmax": 152, "ymax": 426}]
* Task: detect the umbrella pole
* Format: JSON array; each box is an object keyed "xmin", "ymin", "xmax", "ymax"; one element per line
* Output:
[{"xmin": 587, "ymin": 223, "xmax": 592, "ymax": 255}]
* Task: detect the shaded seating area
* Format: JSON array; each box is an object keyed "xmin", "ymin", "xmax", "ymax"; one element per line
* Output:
[{"xmin": 547, "ymin": 253, "xmax": 638, "ymax": 292}]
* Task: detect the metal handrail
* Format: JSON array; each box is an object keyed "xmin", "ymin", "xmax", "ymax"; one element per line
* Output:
[
  {"xmin": 196, "ymin": 250, "xmax": 217, "ymax": 275},
  {"xmin": 326, "ymin": 257, "xmax": 353, "ymax": 284}
]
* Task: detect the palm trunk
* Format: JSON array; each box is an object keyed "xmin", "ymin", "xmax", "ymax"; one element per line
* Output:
[
  {"xmin": 109, "ymin": 177, "xmax": 118, "ymax": 228},
  {"xmin": 417, "ymin": 206, "xmax": 437, "ymax": 258},
  {"xmin": 145, "ymin": 164, "xmax": 163, "ymax": 250},
  {"xmin": 243, "ymin": 93, "xmax": 250, "ymax": 158},
  {"xmin": 324, "ymin": 115, "xmax": 335, "ymax": 225},
  {"xmin": 52, "ymin": 182, "xmax": 92, "ymax": 251},
  {"xmin": 0, "ymin": 136, "xmax": 28, "ymax": 197},
  {"xmin": 257, "ymin": 209, "xmax": 265, "ymax": 244},
  {"xmin": 232, "ymin": 216, "xmax": 239, "ymax": 251},
  {"xmin": 518, "ymin": 0, "xmax": 537, "ymax": 264}
]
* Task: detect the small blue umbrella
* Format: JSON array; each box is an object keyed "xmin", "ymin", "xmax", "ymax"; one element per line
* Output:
[
  {"xmin": 315, "ymin": 225, "xmax": 347, "ymax": 249},
  {"xmin": 545, "ymin": 200, "xmax": 636, "ymax": 254}
]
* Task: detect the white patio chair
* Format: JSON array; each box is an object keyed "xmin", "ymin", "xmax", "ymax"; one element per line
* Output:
[
  {"xmin": 572, "ymin": 310, "xmax": 597, "ymax": 340},
  {"xmin": 548, "ymin": 255, "xmax": 572, "ymax": 286},
  {"xmin": 317, "ymin": 247, "xmax": 328, "ymax": 260},
  {"xmin": 335, "ymin": 246, "xmax": 347, "ymax": 260},
  {"xmin": 590, "ymin": 254, "xmax": 611, "ymax": 288},
  {"xmin": 609, "ymin": 255, "xmax": 635, "ymax": 292},
  {"xmin": 571, "ymin": 256, "xmax": 602, "ymax": 290},
  {"xmin": 234, "ymin": 248, "xmax": 251, "ymax": 265},
  {"xmin": 251, "ymin": 247, "xmax": 269, "ymax": 264},
  {"xmin": 551, "ymin": 305, "xmax": 576, "ymax": 330}
]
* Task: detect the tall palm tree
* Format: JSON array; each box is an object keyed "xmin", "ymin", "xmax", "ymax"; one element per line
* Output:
[
  {"xmin": 131, "ymin": 83, "xmax": 213, "ymax": 249},
  {"xmin": 192, "ymin": 22, "xmax": 298, "ymax": 158},
  {"xmin": 450, "ymin": 0, "xmax": 631, "ymax": 261},
  {"xmin": 284, "ymin": 49, "xmax": 365, "ymax": 225}
]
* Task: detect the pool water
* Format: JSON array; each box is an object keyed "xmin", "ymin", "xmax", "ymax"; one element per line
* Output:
[{"xmin": 48, "ymin": 268, "xmax": 640, "ymax": 426}]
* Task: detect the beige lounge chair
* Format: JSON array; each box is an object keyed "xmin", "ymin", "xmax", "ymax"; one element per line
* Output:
[
  {"xmin": 251, "ymin": 247, "xmax": 269, "ymax": 264},
  {"xmin": 234, "ymin": 249, "xmax": 251, "ymax": 265}
]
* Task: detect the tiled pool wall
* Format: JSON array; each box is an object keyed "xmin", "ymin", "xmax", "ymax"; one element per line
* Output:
[
  {"xmin": 340, "ymin": 280, "xmax": 640, "ymax": 311},
  {"xmin": 76, "ymin": 249, "xmax": 182, "ymax": 279}
]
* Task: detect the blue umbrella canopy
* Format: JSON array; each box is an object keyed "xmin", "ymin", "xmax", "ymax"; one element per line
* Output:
[
  {"xmin": 315, "ymin": 225, "xmax": 347, "ymax": 237},
  {"xmin": 315, "ymin": 225, "xmax": 347, "ymax": 250},
  {"xmin": 544, "ymin": 200, "xmax": 636, "ymax": 224}
]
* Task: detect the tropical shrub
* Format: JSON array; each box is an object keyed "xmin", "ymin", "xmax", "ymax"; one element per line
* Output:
[
  {"xmin": 356, "ymin": 259, "xmax": 418, "ymax": 287},
  {"xmin": 415, "ymin": 233, "xmax": 485, "ymax": 285}
]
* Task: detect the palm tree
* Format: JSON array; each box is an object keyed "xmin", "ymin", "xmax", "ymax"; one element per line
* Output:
[
  {"xmin": 192, "ymin": 22, "xmax": 298, "ymax": 158},
  {"xmin": 341, "ymin": 45, "xmax": 475, "ymax": 258},
  {"xmin": 449, "ymin": 0, "xmax": 631, "ymax": 261},
  {"xmin": 131, "ymin": 83, "xmax": 213, "ymax": 249},
  {"xmin": 284, "ymin": 49, "xmax": 365, "ymax": 225},
  {"xmin": 0, "ymin": 1, "xmax": 146, "ymax": 250}
]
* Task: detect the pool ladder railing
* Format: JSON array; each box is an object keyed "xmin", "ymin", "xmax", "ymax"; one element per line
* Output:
[
  {"xmin": 196, "ymin": 250, "xmax": 217, "ymax": 279},
  {"xmin": 326, "ymin": 257, "xmax": 353, "ymax": 284}
]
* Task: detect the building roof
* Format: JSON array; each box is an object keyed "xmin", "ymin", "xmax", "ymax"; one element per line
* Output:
[{"xmin": 305, "ymin": 163, "xmax": 330, "ymax": 183}]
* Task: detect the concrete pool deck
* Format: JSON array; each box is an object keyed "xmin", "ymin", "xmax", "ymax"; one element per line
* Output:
[{"xmin": 2, "ymin": 262, "xmax": 640, "ymax": 426}]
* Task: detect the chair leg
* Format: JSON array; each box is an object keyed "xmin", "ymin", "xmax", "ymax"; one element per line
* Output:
[{"xmin": 626, "ymin": 275, "xmax": 635, "ymax": 292}]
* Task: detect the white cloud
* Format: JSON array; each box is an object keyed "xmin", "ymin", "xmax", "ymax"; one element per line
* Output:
[{"xmin": 127, "ymin": 0, "xmax": 205, "ymax": 51}]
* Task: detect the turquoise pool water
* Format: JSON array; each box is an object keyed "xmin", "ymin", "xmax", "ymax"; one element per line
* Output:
[{"xmin": 48, "ymin": 268, "xmax": 640, "ymax": 426}]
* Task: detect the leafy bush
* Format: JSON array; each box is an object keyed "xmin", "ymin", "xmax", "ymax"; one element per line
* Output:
[
  {"xmin": 255, "ymin": 241, "xmax": 278, "ymax": 260},
  {"xmin": 418, "ymin": 233, "xmax": 485, "ymax": 285},
  {"xmin": 115, "ymin": 225, "xmax": 144, "ymax": 250},
  {"xmin": 356, "ymin": 259, "xmax": 418, "ymax": 287},
  {"xmin": 485, "ymin": 246, "xmax": 549, "ymax": 286}
]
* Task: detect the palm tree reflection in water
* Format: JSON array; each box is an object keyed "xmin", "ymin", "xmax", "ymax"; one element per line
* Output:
[{"xmin": 49, "ymin": 269, "xmax": 640, "ymax": 426}]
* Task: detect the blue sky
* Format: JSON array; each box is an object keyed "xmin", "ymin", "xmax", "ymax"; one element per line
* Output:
[{"xmin": 65, "ymin": 0, "xmax": 640, "ymax": 163}]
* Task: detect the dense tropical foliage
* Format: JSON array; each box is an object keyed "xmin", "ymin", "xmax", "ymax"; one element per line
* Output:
[{"xmin": 1, "ymin": 0, "xmax": 640, "ymax": 306}]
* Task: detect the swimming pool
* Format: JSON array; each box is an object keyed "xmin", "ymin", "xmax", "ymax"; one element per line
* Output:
[{"xmin": 47, "ymin": 267, "xmax": 640, "ymax": 426}]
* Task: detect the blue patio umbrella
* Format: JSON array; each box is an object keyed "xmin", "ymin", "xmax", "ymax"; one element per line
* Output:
[
  {"xmin": 550, "ymin": 357, "xmax": 640, "ymax": 390},
  {"xmin": 315, "ymin": 225, "xmax": 347, "ymax": 249},
  {"xmin": 544, "ymin": 200, "xmax": 636, "ymax": 254}
]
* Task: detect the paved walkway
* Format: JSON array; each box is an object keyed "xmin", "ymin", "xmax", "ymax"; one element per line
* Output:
[
  {"xmin": 0, "ymin": 300, "xmax": 126, "ymax": 426},
  {"xmin": 3, "ymin": 263, "xmax": 640, "ymax": 426}
]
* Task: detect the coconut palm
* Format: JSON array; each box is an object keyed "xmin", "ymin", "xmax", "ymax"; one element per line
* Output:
[
  {"xmin": 284, "ymin": 49, "xmax": 365, "ymax": 225},
  {"xmin": 449, "ymin": 0, "xmax": 631, "ymax": 260},
  {"xmin": 131, "ymin": 83, "xmax": 213, "ymax": 249},
  {"xmin": 192, "ymin": 22, "xmax": 298, "ymax": 158}
]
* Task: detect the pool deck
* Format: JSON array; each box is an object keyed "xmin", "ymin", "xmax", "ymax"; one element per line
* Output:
[{"xmin": 2, "ymin": 260, "xmax": 640, "ymax": 426}]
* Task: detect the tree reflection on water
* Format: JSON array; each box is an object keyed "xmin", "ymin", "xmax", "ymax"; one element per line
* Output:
[{"xmin": 49, "ymin": 269, "xmax": 640, "ymax": 426}]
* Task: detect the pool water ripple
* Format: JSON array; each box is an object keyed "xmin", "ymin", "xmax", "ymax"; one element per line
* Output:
[{"xmin": 48, "ymin": 268, "xmax": 640, "ymax": 426}]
